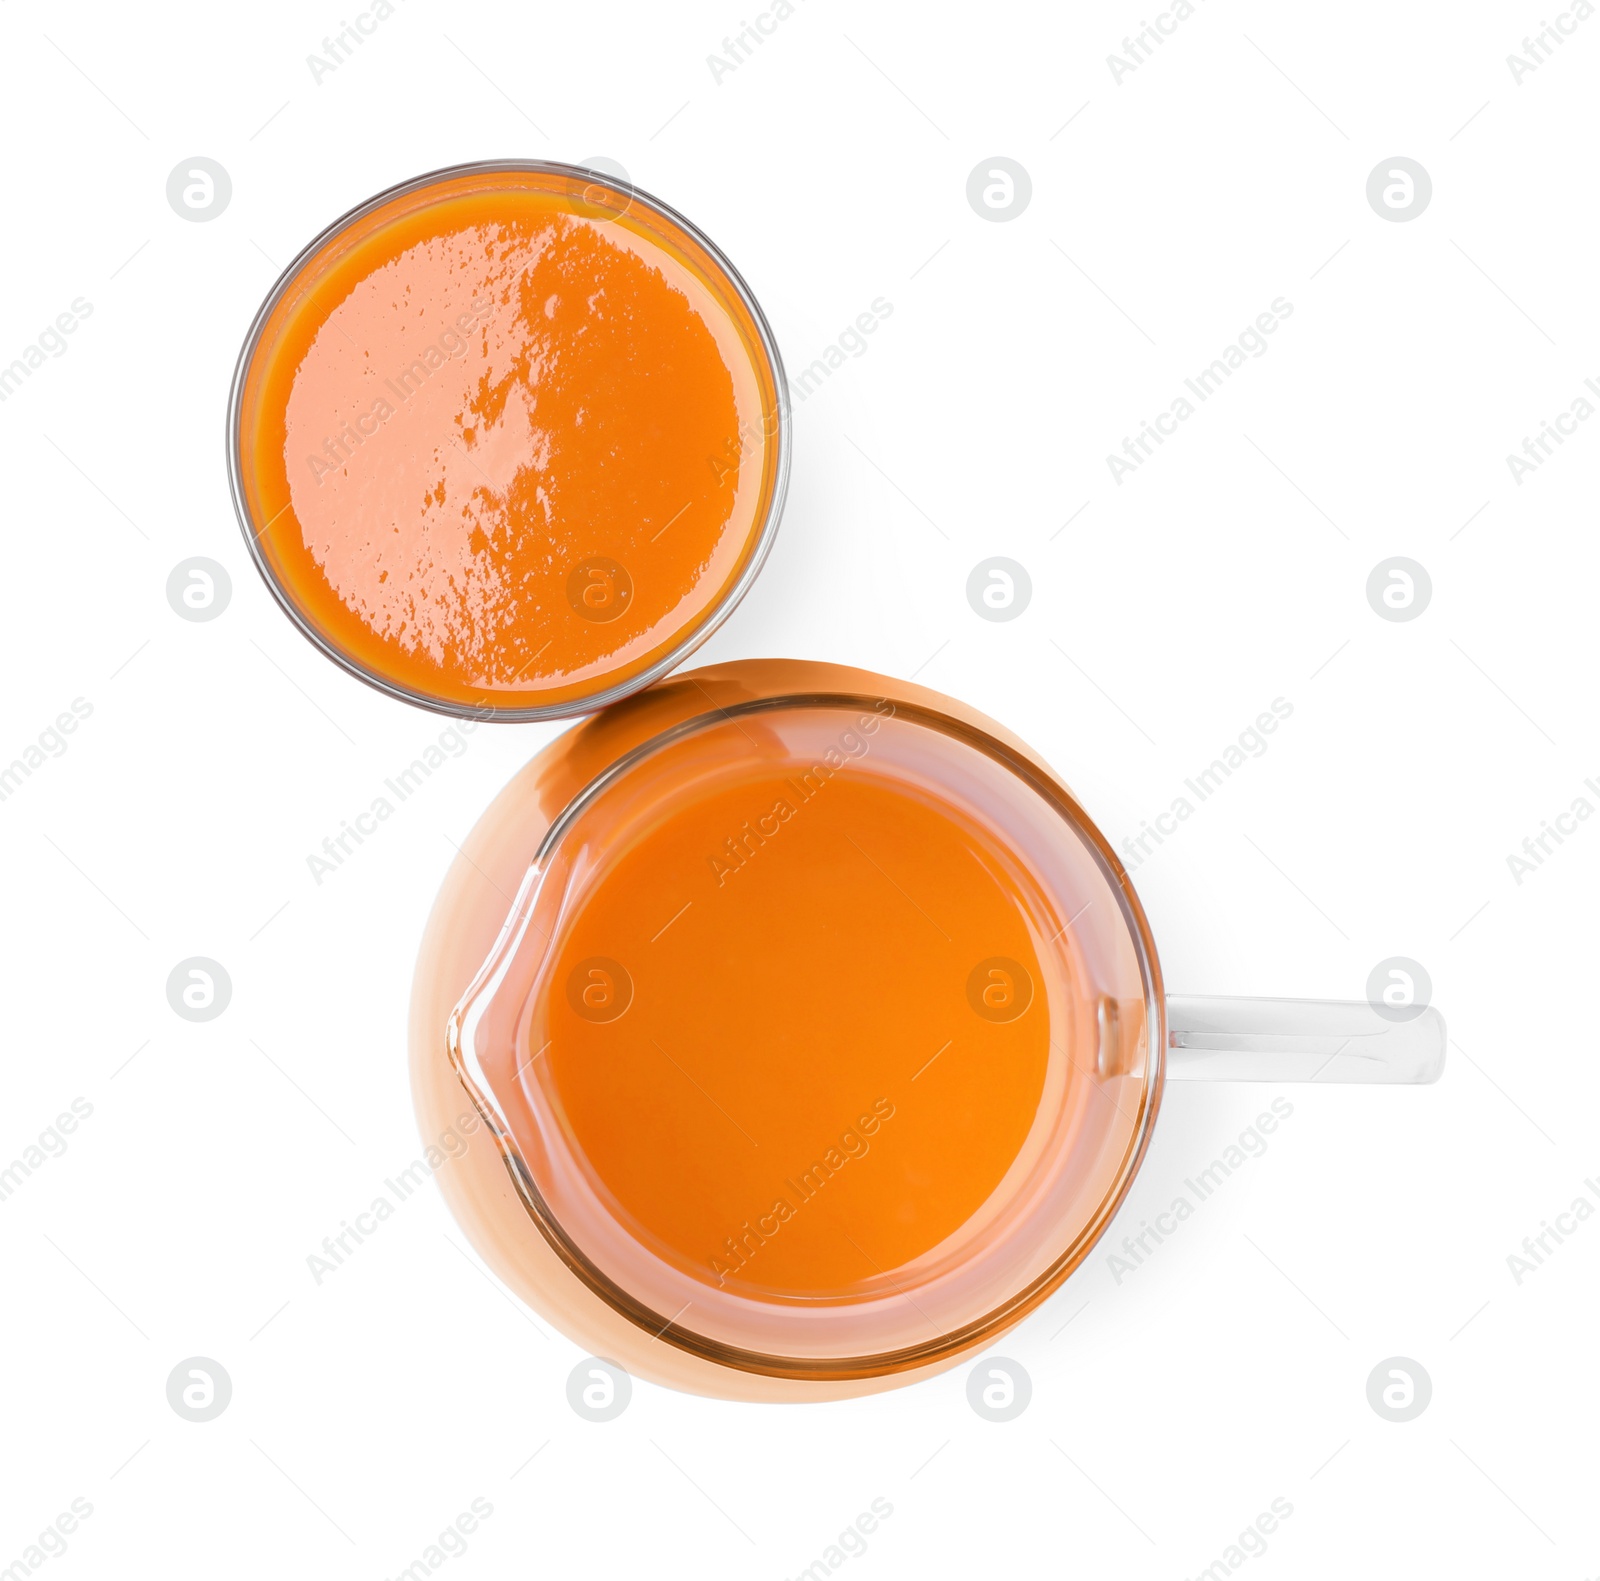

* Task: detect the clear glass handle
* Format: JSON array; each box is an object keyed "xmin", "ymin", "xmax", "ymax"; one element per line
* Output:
[{"xmin": 1165, "ymin": 995, "xmax": 1445, "ymax": 1084}]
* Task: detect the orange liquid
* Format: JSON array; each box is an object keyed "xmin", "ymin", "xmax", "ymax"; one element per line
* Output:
[
  {"xmin": 546, "ymin": 756, "xmax": 1052, "ymax": 1295},
  {"xmin": 234, "ymin": 169, "xmax": 783, "ymax": 713}
]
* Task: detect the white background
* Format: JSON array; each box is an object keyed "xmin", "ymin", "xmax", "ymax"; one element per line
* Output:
[{"xmin": 1, "ymin": 1, "xmax": 1596, "ymax": 1576}]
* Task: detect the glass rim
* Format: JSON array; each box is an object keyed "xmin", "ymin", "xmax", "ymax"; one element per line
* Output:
[
  {"xmin": 225, "ymin": 158, "xmax": 793, "ymax": 724},
  {"xmin": 446, "ymin": 688, "xmax": 1170, "ymax": 1380}
]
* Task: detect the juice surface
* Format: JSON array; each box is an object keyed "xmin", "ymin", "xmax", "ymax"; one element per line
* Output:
[
  {"xmin": 537, "ymin": 726, "xmax": 1054, "ymax": 1297},
  {"xmin": 236, "ymin": 171, "xmax": 780, "ymax": 712}
]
